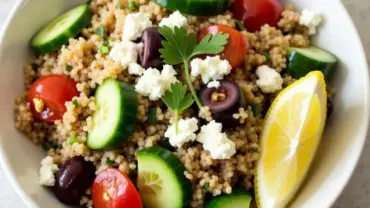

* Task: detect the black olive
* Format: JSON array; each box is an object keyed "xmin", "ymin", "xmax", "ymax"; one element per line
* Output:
[
  {"xmin": 327, "ymin": 95, "xmax": 334, "ymax": 120},
  {"xmin": 54, "ymin": 156, "xmax": 96, "ymax": 205},
  {"xmin": 200, "ymin": 80, "xmax": 243, "ymax": 128},
  {"xmin": 140, "ymin": 28, "xmax": 163, "ymax": 69}
]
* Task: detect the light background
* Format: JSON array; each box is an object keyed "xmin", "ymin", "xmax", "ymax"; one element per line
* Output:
[{"xmin": 0, "ymin": 0, "xmax": 369, "ymax": 207}]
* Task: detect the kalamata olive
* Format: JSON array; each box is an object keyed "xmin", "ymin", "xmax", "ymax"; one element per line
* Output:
[
  {"xmin": 140, "ymin": 28, "xmax": 163, "ymax": 69},
  {"xmin": 54, "ymin": 156, "xmax": 96, "ymax": 205},
  {"xmin": 200, "ymin": 80, "xmax": 244, "ymax": 128},
  {"xmin": 327, "ymin": 95, "xmax": 334, "ymax": 120}
]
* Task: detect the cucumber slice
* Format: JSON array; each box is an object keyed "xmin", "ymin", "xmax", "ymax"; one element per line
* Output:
[
  {"xmin": 30, "ymin": 4, "xmax": 92, "ymax": 54},
  {"xmin": 287, "ymin": 46, "xmax": 338, "ymax": 80},
  {"xmin": 205, "ymin": 190, "xmax": 252, "ymax": 208},
  {"xmin": 87, "ymin": 79, "xmax": 138, "ymax": 149},
  {"xmin": 137, "ymin": 146, "xmax": 192, "ymax": 208},
  {"xmin": 153, "ymin": 0, "xmax": 228, "ymax": 16}
]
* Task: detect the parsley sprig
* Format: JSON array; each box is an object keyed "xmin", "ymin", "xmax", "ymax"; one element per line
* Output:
[
  {"xmin": 159, "ymin": 26, "xmax": 229, "ymax": 108},
  {"xmin": 162, "ymin": 82, "xmax": 194, "ymax": 134}
]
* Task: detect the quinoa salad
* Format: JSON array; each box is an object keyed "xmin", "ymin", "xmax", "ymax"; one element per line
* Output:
[{"xmin": 14, "ymin": 0, "xmax": 338, "ymax": 207}]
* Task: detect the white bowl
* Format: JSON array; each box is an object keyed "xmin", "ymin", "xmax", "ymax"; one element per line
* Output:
[{"xmin": 0, "ymin": 0, "xmax": 368, "ymax": 207}]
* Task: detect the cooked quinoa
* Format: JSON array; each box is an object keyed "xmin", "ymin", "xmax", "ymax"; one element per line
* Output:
[{"xmin": 14, "ymin": 1, "xmax": 314, "ymax": 207}]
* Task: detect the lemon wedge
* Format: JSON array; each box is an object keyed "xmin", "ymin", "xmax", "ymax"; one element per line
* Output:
[{"xmin": 255, "ymin": 71, "xmax": 327, "ymax": 208}]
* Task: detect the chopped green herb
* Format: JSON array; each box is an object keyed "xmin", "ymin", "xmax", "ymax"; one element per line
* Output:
[
  {"xmin": 87, "ymin": 0, "xmax": 92, "ymax": 4},
  {"xmin": 65, "ymin": 65, "xmax": 73, "ymax": 71},
  {"xmin": 100, "ymin": 45, "xmax": 109, "ymax": 54},
  {"xmin": 67, "ymin": 136, "xmax": 78, "ymax": 145},
  {"xmin": 264, "ymin": 52, "xmax": 271, "ymax": 62},
  {"xmin": 250, "ymin": 102, "xmax": 261, "ymax": 117},
  {"xmin": 116, "ymin": 2, "xmax": 122, "ymax": 9},
  {"xmin": 159, "ymin": 26, "xmax": 229, "ymax": 109},
  {"xmin": 31, "ymin": 63, "xmax": 39, "ymax": 70},
  {"xmin": 41, "ymin": 141, "xmax": 54, "ymax": 152},
  {"xmin": 203, "ymin": 182, "xmax": 210, "ymax": 192},
  {"xmin": 106, "ymin": 159, "xmax": 115, "ymax": 166},
  {"xmin": 97, "ymin": 26, "xmax": 105, "ymax": 38},
  {"xmin": 108, "ymin": 37, "xmax": 114, "ymax": 44},
  {"xmin": 162, "ymin": 82, "xmax": 194, "ymax": 134},
  {"xmin": 236, "ymin": 20, "xmax": 246, "ymax": 31},
  {"xmin": 251, "ymin": 147, "xmax": 258, "ymax": 152},
  {"xmin": 57, "ymin": 144, "xmax": 63, "ymax": 149},
  {"xmin": 128, "ymin": 0, "xmax": 139, "ymax": 11},
  {"xmin": 72, "ymin": 99, "xmax": 78, "ymax": 107},
  {"xmin": 148, "ymin": 108, "xmax": 157, "ymax": 125}
]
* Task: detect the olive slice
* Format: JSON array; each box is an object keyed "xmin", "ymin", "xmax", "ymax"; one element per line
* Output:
[
  {"xmin": 200, "ymin": 80, "xmax": 243, "ymax": 128},
  {"xmin": 140, "ymin": 28, "xmax": 163, "ymax": 69}
]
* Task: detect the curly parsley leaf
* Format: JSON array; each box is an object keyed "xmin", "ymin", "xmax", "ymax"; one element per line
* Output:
[{"xmin": 162, "ymin": 82, "xmax": 194, "ymax": 113}]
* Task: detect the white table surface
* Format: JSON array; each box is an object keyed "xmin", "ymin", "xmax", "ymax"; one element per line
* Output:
[{"xmin": 1, "ymin": 0, "xmax": 370, "ymax": 207}]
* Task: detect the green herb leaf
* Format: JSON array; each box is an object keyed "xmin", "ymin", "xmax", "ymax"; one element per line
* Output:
[
  {"xmin": 162, "ymin": 82, "xmax": 194, "ymax": 134},
  {"xmin": 193, "ymin": 33, "xmax": 229, "ymax": 56},
  {"xmin": 72, "ymin": 99, "xmax": 78, "ymax": 107},
  {"xmin": 159, "ymin": 26, "xmax": 197, "ymax": 64},
  {"xmin": 97, "ymin": 26, "xmax": 105, "ymax": 38},
  {"xmin": 264, "ymin": 52, "xmax": 271, "ymax": 62},
  {"xmin": 250, "ymin": 102, "xmax": 261, "ymax": 117},
  {"xmin": 116, "ymin": 2, "xmax": 122, "ymax": 9},
  {"xmin": 159, "ymin": 26, "xmax": 229, "ymax": 109},
  {"xmin": 100, "ymin": 45, "xmax": 109, "ymax": 54},
  {"xmin": 65, "ymin": 65, "xmax": 73, "ymax": 71},
  {"xmin": 67, "ymin": 136, "xmax": 78, "ymax": 145},
  {"xmin": 41, "ymin": 141, "xmax": 54, "ymax": 152},
  {"xmin": 106, "ymin": 159, "xmax": 115, "ymax": 166},
  {"xmin": 203, "ymin": 182, "xmax": 210, "ymax": 192},
  {"xmin": 236, "ymin": 20, "xmax": 246, "ymax": 31},
  {"xmin": 128, "ymin": 0, "xmax": 139, "ymax": 11},
  {"xmin": 161, "ymin": 82, "xmax": 194, "ymax": 113}
]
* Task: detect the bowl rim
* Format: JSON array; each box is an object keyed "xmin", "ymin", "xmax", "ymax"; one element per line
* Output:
[{"xmin": 0, "ymin": 0, "xmax": 369, "ymax": 208}]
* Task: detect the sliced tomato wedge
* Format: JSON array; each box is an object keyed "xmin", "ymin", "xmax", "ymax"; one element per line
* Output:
[
  {"xmin": 198, "ymin": 25, "xmax": 249, "ymax": 68},
  {"xmin": 92, "ymin": 168, "xmax": 143, "ymax": 208}
]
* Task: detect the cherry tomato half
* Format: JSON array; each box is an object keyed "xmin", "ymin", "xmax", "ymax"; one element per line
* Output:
[
  {"xmin": 232, "ymin": 0, "xmax": 283, "ymax": 32},
  {"xmin": 92, "ymin": 168, "xmax": 143, "ymax": 208},
  {"xmin": 27, "ymin": 74, "xmax": 79, "ymax": 123},
  {"xmin": 198, "ymin": 25, "xmax": 249, "ymax": 68}
]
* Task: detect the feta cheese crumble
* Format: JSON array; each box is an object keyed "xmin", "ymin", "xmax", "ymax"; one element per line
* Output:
[
  {"xmin": 159, "ymin": 10, "xmax": 187, "ymax": 29},
  {"xmin": 256, "ymin": 65, "xmax": 283, "ymax": 93},
  {"xmin": 135, "ymin": 65, "xmax": 178, "ymax": 101},
  {"xmin": 165, "ymin": 118, "xmax": 199, "ymax": 148},
  {"xmin": 39, "ymin": 156, "xmax": 59, "ymax": 186},
  {"xmin": 191, "ymin": 56, "xmax": 232, "ymax": 84},
  {"xmin": 128, "ymin": 63, "xmax": 144, "ymax": 76},
  {"xmin": 109, "ymin": 41, "xmax": 143, "ymax": 68},
  {"xmin": 197, "ymin": 120, "xmax": 236, "ymax": 159},
  {"xmin": 122, "ymin": 12, "xmax": 152, "ymax": 41},
  {"xmin": 207, "ymin": 80, "xmax": 221, "ymax": 89},
  {"xmin": 299, "ymin": 9, "xmax": 322, "ymax": 35}
]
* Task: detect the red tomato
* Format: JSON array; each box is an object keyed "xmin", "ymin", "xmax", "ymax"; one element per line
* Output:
[
  {"xmin": 232, "ymin": 0, "xmax": 283, "ymax": 32},
  {"xmin": 27, "ymin": 75, "xmax": 79, "ymax": 123},
  {"xmin": 92, "ymin": 168, "xmax": 143, "ymax": 208},
  {"xmin": 198, "ymin": 25, "xmax": 248, "ymax": 68}
]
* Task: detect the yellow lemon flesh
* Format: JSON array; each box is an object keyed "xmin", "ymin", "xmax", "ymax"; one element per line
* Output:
[{"xmin": 255, "ymin": 71, "xmax": 327, "ymax": 208}]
